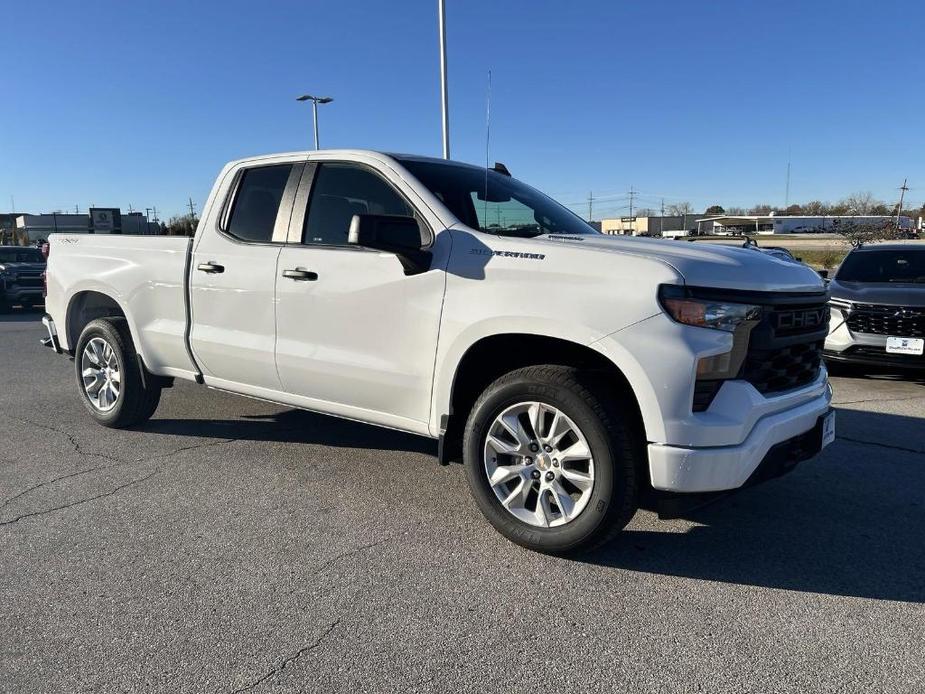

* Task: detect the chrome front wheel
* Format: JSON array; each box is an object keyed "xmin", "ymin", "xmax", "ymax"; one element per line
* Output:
[
  {"xmin": 483, "ymin": 401, "xmax": 595, "ymax": 528},
  {"xmin": 80, "ymin": 337, "xmax": 121, "ymax": 411}
]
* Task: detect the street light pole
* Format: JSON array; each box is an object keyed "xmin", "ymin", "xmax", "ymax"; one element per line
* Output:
[
  {"xmin": 296, "ymin": 94, "xmax": 333, "ymax": 150},
  {"xmin": 438, "ymin": 0, "xmax": 450, "ymax": 159}
]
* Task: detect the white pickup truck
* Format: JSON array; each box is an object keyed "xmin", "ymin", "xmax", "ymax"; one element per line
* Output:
[{"xmin": 42, "ymin": 150, "xmax": 835, "ymax": 553}]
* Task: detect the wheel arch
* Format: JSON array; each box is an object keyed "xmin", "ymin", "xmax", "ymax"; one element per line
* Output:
[
  {"xmin": 437, "ymin": 333, "xmax": 649, "ymax": 467},
  {"xmin": 65, "ymin": 290, "xmax": 134, "ymax": 355}
]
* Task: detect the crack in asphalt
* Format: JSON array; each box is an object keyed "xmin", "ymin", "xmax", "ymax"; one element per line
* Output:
[
  {"xmin": 837, "ymin": 434, "xmax": 925, "ymax": 456},
  {"xmin": 834, "ymin": 394, "xmax": 925, "ymax": 406},
  {"xmin": 230, "ymin": 619, "xmax": 342, "ymax": 693},
  {"xmin": 0, "ymin": 468, "xmax": 162, "ymax": 527},
  {"xmin": 6, "ymin": 415, "xmax": 128, "ymax": 464},
  {"xmin": 309, "ymin": 533, "xmax": 405, "ymax": 578},
  {"xmin": 0, "ymin": 460, "xmax": 132, "ymax": 510},
  {"xmin": 0, "ymin": 419, "xmax": 303, "ymax": 528}
]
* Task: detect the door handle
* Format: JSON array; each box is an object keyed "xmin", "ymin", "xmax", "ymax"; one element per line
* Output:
[
  {"xmin": 282, "ymin": 268, "xmax": 318, "ymax": 281},
  {"xmin": 197, "ymin": 261, "xmax": 225, "ymax": 274}
]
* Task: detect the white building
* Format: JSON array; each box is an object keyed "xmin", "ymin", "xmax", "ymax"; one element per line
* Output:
[{"xmin": 694, "ymin": 214, "xmax": 915, "ymax": 235}]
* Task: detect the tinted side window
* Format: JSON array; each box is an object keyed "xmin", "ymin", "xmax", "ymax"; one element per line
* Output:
[
  {"xmin": 303, "ymin": 163, "xmax": 412, "ymax": 246},
  {"xmin": 226, "ymin": 165, "xmax": 292, "ymax": 243}
]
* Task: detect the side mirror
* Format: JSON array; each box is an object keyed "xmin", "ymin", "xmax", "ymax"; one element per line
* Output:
[
  {"xmin": 817, "ymin": 269, "xmax": 829, "ymax": 279},
  {"xmin": 348, "ymin": 214, "xmax": 431, "ymax": 275}
]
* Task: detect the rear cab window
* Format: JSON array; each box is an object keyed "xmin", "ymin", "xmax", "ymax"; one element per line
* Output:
[{"xmin": 224, "ymin": 164, "xmax": 294, "ymax": 243}]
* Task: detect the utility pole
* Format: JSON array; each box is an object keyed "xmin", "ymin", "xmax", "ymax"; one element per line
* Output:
[
  {"xmin": 785, "ymin": 149, "xmax": 791, "ymax": 208},
  {"xmin": 587, "ymin": 191, "xmax": 593, "ymax": 222},
  {"xmin": 628, "ymin": 186, "xmax": 636, "ymax": 219},
  {"xmin": 187, "ymin": 196, "xmax": 197, "ymax": 220},
  {"xmin": 151, "ymin": 206, "xmax": 159, "ymax": 224},
  {"xmin": 894, "ymin": 178, "xmax": 909, "ymax": 231},
  {"xmin": 660, "ymin": 198, "xmax": 665, "ymax": 236},
  {"xmin": 438, "ymin": 0, "xmax": 450, "ymax": 159},
  {"xmin": 75, "ymin": 204, "xmax": 79, "ymax": 213}
]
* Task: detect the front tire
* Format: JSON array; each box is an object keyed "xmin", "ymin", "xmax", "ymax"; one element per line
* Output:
[
  {"xmin": 74, "ymin": 318, "xmax": 161, "ymax": 428},
  {"xmin": 463, "ymin": 365, "xmax": 640, "ymax": 554}
]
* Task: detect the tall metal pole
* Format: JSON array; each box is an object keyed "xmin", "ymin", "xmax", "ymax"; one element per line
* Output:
[
  {"xmin": 438, "ymin": 0, "xmax": 450, "ymax": 159},
  {"xmin": 312, "ymin": 100, "xmax": 320, "ymax": 150}
]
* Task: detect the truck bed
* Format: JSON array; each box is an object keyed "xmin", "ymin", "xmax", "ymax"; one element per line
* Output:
[{"xmin": 45, "ymin": 233, "xmax": 198, "ymax": 379}]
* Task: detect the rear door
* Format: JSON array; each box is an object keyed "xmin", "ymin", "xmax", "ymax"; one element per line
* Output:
[
  {"xmin": 274, "ymin": 160, "xmax": 446, "ymax": 430},
  {"xmin": 189, "ymin": 162, "xmax": 302, "ymax": 391}
]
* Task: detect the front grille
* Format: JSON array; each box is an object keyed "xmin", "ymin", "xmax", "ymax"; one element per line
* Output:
[
  {"xmin": 845, "ymin": 303, "xmax": 925, "ymax": 338},
  {"xmin": 742, "ymin": 340, "xmax": 824, "ymax": 393},
  {"xmin": 739, "ymin": 297, "xmax": 830, "ymax": 395},
  {"xmin": 16, "ymin": 275, "xmax": 43, "ymax": 289},
  {"xmin": 678, "ymin": 287, "xmax": 830, "ymax": 411}
]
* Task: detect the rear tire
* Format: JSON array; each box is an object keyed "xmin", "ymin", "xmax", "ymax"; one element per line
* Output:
[
  {"xmin": 74, "ymin": 318, "xmax": 162, "ymax": 428},
  {"xmin": 463, "ymin": 365, "xmax": 640, "ymax": 555}
]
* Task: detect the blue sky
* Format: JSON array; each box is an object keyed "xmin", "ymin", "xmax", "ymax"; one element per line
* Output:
[{"xmin": 2, "ymin": 0, "xmax": 922, "ymax": 220}]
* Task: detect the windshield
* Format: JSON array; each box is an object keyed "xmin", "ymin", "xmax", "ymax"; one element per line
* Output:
[
  {"xmin": 0, "ymin": 248, "xmax": 44, "ymax": 263},
  {"xmin": 397, "ymin": 158, "xmax": 597, "ymax": 238},
  {"xmin": 835, "ymin": 249, "xmax": 925, "ymax": 283}
]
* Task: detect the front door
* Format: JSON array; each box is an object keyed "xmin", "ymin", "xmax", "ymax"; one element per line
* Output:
[
  {"xmin": 189, "ymin": 163, "xmax": 301, "ymax": 390},
  {"xmin": 274, "ymin": 161, "xmax": 446, "ymax": 429}
]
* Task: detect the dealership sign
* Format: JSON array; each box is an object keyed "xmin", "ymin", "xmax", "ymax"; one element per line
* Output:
[{"xmin": 89, "ymin": 208, "xmax": 121, "ymax": 233}]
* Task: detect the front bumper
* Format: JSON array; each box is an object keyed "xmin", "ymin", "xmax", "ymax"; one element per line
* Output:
[
  {"xmin": 647, "ymin": 381, "xmax": 832, "ymax": 493},
  {"xmin": 824, "ymin": 312, "xmax": 925, "ymax": 370},
  {"xmin": 1, "ymin": 284, "xmax": 43, "ymax": 305}
]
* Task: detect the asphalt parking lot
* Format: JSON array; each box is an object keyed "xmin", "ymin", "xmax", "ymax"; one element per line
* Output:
[{"xmin": 1, "ymin": 311, "xmax": 923, "ymax": 693}]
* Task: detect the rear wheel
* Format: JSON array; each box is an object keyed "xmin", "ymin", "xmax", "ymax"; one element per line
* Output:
[
  {"xmin": 463, "ymin": 365, "xmax": 640, "ymax": 554},
  {"xmin": 74, "ymin": 318, "xmax": 161, "ymax": 428}
]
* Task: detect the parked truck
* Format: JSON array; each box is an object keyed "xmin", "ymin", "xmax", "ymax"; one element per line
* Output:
[{"xmin": 41, "ymin": 150, "xmax": 835, "ymax": 553}]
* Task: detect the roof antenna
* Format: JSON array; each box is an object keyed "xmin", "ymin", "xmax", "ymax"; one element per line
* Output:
[{"xmin": 484, "ymin": 68, "xmax": 492, "ymax": 232}]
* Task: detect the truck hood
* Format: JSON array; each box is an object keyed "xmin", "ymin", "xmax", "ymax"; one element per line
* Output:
[
  {"xmin": 539, "ymin": 234, "xmax": 826, "ymax": 293},
  {"xmin": 830, "ymin": 280, "xmax": 925, "ymax": 306}
]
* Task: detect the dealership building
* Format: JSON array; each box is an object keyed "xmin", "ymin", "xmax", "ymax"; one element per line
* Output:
[
  {"xmin": 12, "ymin": 209, "xmax": 158, "ymax": 242},
  {"xmin": 601, "ymin": 213, "xmax": 916, "ymax": 237}
]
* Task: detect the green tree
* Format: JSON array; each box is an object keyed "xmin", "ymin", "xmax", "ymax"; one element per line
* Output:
[{"xmin": 705, "ymin": 205, "xmax": 725, "ymax": 214}]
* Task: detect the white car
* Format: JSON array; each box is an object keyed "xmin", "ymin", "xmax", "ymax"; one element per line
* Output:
[{"xmin": 41, "ymin": 150, "xmax": 834, "ymax": 553}]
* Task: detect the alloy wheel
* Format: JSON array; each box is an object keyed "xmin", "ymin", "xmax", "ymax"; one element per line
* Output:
[
  {"xmin": 483, "ymin": 401, "xmax": 595, "ymax": 527},
  {"xmin": 81, "ymin": 337, "xmax": 121, "ymax": 412}
]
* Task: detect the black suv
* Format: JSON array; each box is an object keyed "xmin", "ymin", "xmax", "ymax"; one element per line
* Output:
[
  {"xmin": 824, "ymin": 243, "xmax": 925, "ymax": 370},
  {"xmin": 0, "ymin": 246, "xmax": 46, "ymax": 311}
]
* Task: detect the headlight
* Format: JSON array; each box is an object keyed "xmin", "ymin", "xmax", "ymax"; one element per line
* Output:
[
  {"xmin": 828, "ymin": 298, "xmax": 850, "ymax": 329},
  {"xmin": 658, "ymin": 285, "xmax": 761, "ymax": 332}
]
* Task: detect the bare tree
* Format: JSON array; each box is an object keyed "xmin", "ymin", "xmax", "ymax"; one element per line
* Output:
[
  {"xmin": 748, "ymin": 203, "xmax": 775, "ymax": 215},
  {"xmin": 635, "ymin": 207, "xmax": 657, "ymax": 217},
  {"xmin": 802, "ymin": 200, "xmax": 828, "ymax": 215},
  {"xmin": 666, "ymin": 202, "xmax": 693, "ymax": 216},
  {"xmin": 841, "ymin": 191, "xmax": 884, "ymax": 215},
  {"xmin": 834, "ymin": 218, "xmax": 907, "ymax": 247}
]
